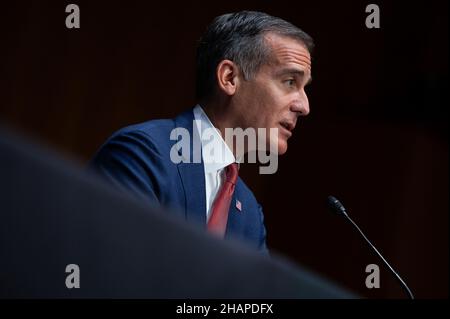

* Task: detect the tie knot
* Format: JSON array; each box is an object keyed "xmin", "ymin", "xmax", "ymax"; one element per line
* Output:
[{"xmin": 225, "ymin": 163, "xmax": 239, "ymax": 185}]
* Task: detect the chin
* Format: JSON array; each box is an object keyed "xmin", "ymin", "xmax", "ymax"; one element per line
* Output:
[
  {"xmin": 268, "ymin": 134, "xmax": 288, "ymax": 155},
  {"xmin": 277, "ymin": 141, "xmax": 288, "ymax": 155}
]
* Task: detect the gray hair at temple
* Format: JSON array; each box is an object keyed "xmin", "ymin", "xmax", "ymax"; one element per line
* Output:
[{"xmin": 195, "ymin": 11, "xmax": 314, "ymax": 100}]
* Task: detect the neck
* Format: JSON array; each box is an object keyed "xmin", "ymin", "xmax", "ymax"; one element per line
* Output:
[{"xmin": 200, "ymin": 99, "xmax": 248, "ymax": 160}]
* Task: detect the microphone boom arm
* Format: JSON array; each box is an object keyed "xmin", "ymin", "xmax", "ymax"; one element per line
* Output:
[{"xmin": 327, "ymin": 195, "xmax": 415, "ymax": 299}]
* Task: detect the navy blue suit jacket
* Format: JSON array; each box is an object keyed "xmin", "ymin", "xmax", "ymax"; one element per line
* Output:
[{"xmin": 90, "ymin": 108, "xmax": 268, "ymax": 253}]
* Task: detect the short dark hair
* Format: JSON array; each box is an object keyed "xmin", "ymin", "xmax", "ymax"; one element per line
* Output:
[{"xmin": 195, "ymin": 11, "xmax": 314, "ymax": 100}]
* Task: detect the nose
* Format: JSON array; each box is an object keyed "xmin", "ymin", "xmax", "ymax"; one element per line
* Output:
[{"xmin": 290, "ymin": 90, "xmax": 310, "ymax": 116}]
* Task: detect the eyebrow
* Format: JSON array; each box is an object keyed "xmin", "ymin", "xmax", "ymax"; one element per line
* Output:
[{"xmin": 276, "ymin": 68, "xmax": 312, "ymax": 85}]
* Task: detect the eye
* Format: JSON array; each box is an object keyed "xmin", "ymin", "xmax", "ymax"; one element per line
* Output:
[{"xmin": 284, "ymin": 79, "xmax": 296, "ymax": 87}]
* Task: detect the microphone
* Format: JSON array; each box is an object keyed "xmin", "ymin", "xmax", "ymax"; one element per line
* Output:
[{"xmin": 327, "ymin": 195, "xmax": 415, "ymax": 299}]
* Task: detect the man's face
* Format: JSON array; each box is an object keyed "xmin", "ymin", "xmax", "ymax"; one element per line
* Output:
[{"xmin": 234, "ymin": 33, "xmax": 312, "ymax": 155}]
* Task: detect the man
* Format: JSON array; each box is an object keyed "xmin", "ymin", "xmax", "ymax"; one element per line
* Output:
[{"xmin": 90, "ymin": 11, "xmax": 313, "ymax": 253}]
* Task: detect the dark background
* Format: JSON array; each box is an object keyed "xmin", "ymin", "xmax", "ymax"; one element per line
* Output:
[{"xmin": 0, "ymin": 0, "xmax": 448, "ymax": 298}]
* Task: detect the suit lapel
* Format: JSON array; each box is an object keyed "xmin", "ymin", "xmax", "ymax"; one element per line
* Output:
[
  {"xmin": 174, "ymin": 109, "xmax": 206, "ymax": 226},
  {"xmin": 177, "ymin": 162, "xmax": 206, "ymax": 226}
]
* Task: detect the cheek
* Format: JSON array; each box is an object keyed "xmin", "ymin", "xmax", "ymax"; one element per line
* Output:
[
  {"xmin": 260, "ymin": 91, "xmax": 283, "ymax": 122},
  {"xmin": 245, "ymin": 80, "xmax": 283, "ymax": 127}
]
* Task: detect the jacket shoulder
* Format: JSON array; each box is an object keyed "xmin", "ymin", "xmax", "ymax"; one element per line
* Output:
[{"xmin": 113, "ymin": 118, "xmax": 175, "ymax": 151}]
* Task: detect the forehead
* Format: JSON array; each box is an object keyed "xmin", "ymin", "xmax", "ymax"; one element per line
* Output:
[{"xmin": 264, "ymin": 33, "xmax": 312, "ymax": 72}]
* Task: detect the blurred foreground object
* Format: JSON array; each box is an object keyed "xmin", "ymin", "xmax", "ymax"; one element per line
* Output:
[{"xmin": 0, "ymin": 126, "xmax": 355, "ymax": 298}]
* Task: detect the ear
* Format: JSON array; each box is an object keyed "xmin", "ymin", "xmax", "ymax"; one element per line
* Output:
[{"xmin": 216, "ymin": 59, "xmax": 240, "ymax": 96}]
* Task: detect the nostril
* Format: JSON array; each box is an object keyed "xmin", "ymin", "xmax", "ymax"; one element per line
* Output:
[{"xmin": 301, "ymin": 104, "xmax": 310, "ymax": 116}]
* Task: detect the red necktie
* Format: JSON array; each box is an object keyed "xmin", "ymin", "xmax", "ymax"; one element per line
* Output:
[{"xmin": 207, "ymin": 163, "xmax": 239, "ymax": 237}]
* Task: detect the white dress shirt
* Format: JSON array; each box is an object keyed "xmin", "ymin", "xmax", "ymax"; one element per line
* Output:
[{"xmin": 193, "ymin": 105, "xmax": 237, "ymax": 221}]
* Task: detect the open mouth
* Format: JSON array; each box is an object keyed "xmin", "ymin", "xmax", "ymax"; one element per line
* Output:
[
  {"xmin": 280, "ymin": 122, "xmax": 294, "ymax": 132},
  {"xmin": 279, "ymin": 122, "xmax": 293, "ymax": 137}
]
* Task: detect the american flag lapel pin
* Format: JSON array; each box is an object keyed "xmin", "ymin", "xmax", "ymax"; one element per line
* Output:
[{"xmin": 236, "ymin": 199, "xmax": 242, "ymax": 212}]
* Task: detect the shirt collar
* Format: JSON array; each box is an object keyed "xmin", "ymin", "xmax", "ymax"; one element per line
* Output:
[{"xmin": 193, "ymin": 104, "xmax": 236, "ymax": 174}]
